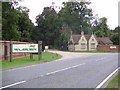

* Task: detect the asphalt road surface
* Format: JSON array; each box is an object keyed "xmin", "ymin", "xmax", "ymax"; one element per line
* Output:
[{"xmin": 1, "ymin": 51, "xmax": 119, "ymax": 88}]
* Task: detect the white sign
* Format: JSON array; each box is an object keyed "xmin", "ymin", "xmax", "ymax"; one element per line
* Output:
[
  {"xmin": 110, "ymin": 46, "xmax": 117, "ymax": 49},
  {"xmin": 45, "ymin": 46, "xmax": 49, "ymax": 49},
  {"xmin": 12, "ymin": 44, "xmax": 38, "ymax": 53}
]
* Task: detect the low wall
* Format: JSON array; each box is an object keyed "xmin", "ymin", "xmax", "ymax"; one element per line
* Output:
[
  {"xmin": 97, "ymin": 45, "xmax": 120, "ymax": 52},
  {"xmin": 0, "ymin": 41, "xmax": 30, "ymax": 60}
]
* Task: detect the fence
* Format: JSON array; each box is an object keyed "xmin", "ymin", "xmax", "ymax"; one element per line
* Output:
[
  {"xmin": 0, "ymin": 41, "xmax": 30, "ymax": 60},
  {"xmin": 97, "ymin": 45, "xmax": 120, "ymax": 52}
]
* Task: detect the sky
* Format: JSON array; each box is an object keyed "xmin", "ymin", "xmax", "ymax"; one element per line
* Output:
[{"xmin": 19, "ymin": 0, "xmax": 119, "ymax": 30}]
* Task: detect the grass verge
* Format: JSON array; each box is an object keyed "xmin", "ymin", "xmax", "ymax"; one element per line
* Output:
[
  {"xmin": 1, "ymin": 52, "xmax": 62, "ymax": 71},
  {"xmin": 106, "ymin": 72, "xmax": 120, "ymax": 88}
]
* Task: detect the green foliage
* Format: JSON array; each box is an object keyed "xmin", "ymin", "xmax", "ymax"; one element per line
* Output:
[
  {"xmin": 2, "ymin": 1, "xmax": 35, "ymax": 42},
  {"xmin": 110, "ymin": 33, "xmax": 119, "ymax": 45},
  {"xmin": 33, "ymin": 1, "xmax": 95, "ymax": 49},
  {"xmin": 59, "ymin": 33, "xmax": 69, "ymax": 46},
  {"xmin": 58, "ymin": 1, "xmax": 93, "ymax": 34},
  {"xmin": 94, "ymin": 30, "xmax": 105, "ymax": 37},
  {"xmin": 2, "ymin": 0, "xmax": 119, "ymax": 47},
  {"xmin": 2, "ymin": 2, "xmax": 21, "ymax": 41},
  {"xmin": 17, "ymin": 6, "xmax": 34, "ymax": 42},
  {"xmin": 109, "ymin": 26, "xmax": 120, "ymax": 45},
  {"xmin": 93, "ymin": 17, "xmax": 110, "ymax": 37},
  {"xmin": 33, "ymin": 7, "xmax": 62, "ymax": 48},
  {"xmin": 58, "ymin": 23, "xmax": 71, "ymax": 49},
  {"xmin": 93, "ymin": 16, "xmax": 119, "ymax": 45}
]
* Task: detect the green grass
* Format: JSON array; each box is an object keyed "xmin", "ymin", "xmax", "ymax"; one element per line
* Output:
[
  {"xmin": 106, "ymin": 73, "xmax": 120, "ymax": 88},
  {"xmin": 0, "ymin": 52, "xmax": 62, "ymax": 71},
  {"xmin": 65, "ymin": 51, "xmax": 118, "ymax": 53}
]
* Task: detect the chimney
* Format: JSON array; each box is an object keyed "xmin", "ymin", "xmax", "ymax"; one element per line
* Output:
[{"xmin": 81, "ymin": 31, "xmax": 84, "ymax": 35}]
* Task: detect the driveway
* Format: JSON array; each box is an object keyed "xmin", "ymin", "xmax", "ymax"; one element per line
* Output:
[{"xmin": 48, "ymin": 50, "xmax": 96, "ymax": 60}]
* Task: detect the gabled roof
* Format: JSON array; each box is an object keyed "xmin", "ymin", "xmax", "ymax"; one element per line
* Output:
[
  {"xmin": 84, "ymin": 35, "xmax": 91, "ymax": 41},
  {"xmin": 72, "ymin": 35, "xmax": 81, "ymax": 44},
  {"xmin": 71, "ymin": 34, "xmax": 91, "ymax": 44},
  {"xmin": 97, "ymin": 37, "xmax": 113, "ymax": 44},
  {"xmin": 70, "ymin": 34, "xmax": 113, "ymax": 45}
]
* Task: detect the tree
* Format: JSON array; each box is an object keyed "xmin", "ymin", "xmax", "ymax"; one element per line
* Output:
[
  {"xmin": 58, "ymin": 23, "xmax": 72, "ymax": 50},
  {"xmin": 93, "ymin": 17, "xmax": 110, "ymax": 37},
  {"xmin": 17, "ymin": 6, "xmax": 34, "ymax": 42},
  {"xmin": 2, "ymin": 1, "xmax": 35, "ymax": 42},
  {"xmin": 94, "ymin": 30, "xmax": 105, "ymax": 37},
  {"xmin": 58, "ymin": 1, "xmax": 93, "ymax": 34},
  {"xmin": 99, "ymin": 17, "xmax": 109, "ymax": 37},
  {"xmin": 34, "ymin": 7, "xmax": 62, "ymax": 48},
  {"xmin": 2, "ymin": 2, "xmax": 21, "ymax": 41},
  {"xmin": 109, "ymin": 26, "xmax": 120, "ymax": 45},
  {"xmin": 110, "ymin": 33, "xmax": 119, "ymax": 45}
]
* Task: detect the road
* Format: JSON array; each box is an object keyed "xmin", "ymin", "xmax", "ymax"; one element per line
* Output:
[{"xmin": 1, "ymin": 51, "xmax": 119, "ymax": 88}]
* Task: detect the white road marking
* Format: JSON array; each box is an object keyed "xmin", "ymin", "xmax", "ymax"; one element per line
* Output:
[
  {"xmin": 45, "ymin": 63, "xmax": 86, "ymax": 76},
  {"xmin": 0, "ymin": 80, "xmax": 26, "ymax": 89},
  {"xmin": 95, "ymin": 67, "xmax": 120, "ymax": 89},
  {"xmin": 96, "ymin": 58, "xmax": 105, "ymax": 61}
]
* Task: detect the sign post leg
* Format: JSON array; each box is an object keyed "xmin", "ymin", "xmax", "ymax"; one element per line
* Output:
[
  {"xmin": 38, "ymin": 41, "xmax": 42, "ymax": 60},
  {"xmin": 30, "ymin": 53, "xmax": 33, "ymax": 59},
  {"xmin": 10, "ymin": 41, "xmax": 12, "ymax": 62}
]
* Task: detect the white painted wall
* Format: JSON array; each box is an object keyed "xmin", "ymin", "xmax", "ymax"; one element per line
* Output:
[{"xmin": 89, "ymin": 35, "xmax": 98, "ymax": 51}]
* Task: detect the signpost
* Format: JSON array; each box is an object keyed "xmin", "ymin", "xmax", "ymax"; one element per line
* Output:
[
  {"xmin": 12, "ymin": 44, "xmax": 38, "ymax": 53},
  {"xmin": 38, "ymin": 41, "xmax": 42, "ymax": 60},
  {"xmin": 10, "ymin": 41, "xmax": 12, "ymax": 62},
  {"xmin": 45, "ymin": 46, "xmax": 49, "ymax": 52},
  {"xmin": 10, "ymin": 41, "xmax": 42, "ymax": 62}
]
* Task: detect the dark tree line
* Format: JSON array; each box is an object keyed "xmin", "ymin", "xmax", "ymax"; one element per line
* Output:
[
  {"xmin": 2, "ymin": 1, "xmax": 34, "ymax": 42},
  {"xmin": 2, "ymin": 0, "xmax": 119, "ymax": 49}
]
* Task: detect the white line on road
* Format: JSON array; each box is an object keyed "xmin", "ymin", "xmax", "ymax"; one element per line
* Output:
[
  {"xmin": 95, "ymin": 58, "xmax": 106, "ymax": 61},
  {"xmin": 45, "ymin": 63, "xmax": 86, "ymax": 76},
  {"xmin": 2, "ymin": 63, "xmax": 85, "ymax": 89},
  {"xmin": 95, "ymin": 67, "xmax": 120, "ymax": 89},
  {"xmin": 0, "ymin": 80, "xmax": 26, "ymax": 89}
]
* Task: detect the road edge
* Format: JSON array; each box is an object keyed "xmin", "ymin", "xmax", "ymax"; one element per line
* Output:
[{"xmin": 95, "ymin": 67, "xmax": 120, "ymax": 89}]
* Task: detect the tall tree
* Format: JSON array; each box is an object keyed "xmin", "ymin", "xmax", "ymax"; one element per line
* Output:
[
  {"xmin": 58, "ymin": 1, "xmax": 93, "ymax": 34},
  {"xmin": 58, "ymin": 23, "xmax": 72, "ymax": 50},
  {"xmin": 109, "ymin": 26, "xmax": 120, "ymax": 45},
  {"xmin": 2, "ymin": 1, "xmax": 35, "ymax": 42},
  {"xmin": 93, "ymin": 17, "xmax": 110, "ymax": 37},
  {"xmin": 2, "ymin": 2, "xmax": 21, "ymax": 41},
  {"xmin": 34, "ymin": 7, "xmax": 62, "ymax": 48},
  {"xmin": 17, "ymin": 6, "xmax": 34, "ymax": 42}
]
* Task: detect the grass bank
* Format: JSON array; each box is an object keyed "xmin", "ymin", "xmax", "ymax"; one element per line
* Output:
[
  {"xmin": 106, "ymin": 72, "xmax": 120, "ymax": 88},
  {"xmin": 1, "ymin": 52, "xmax": 62, "ymax": 71}
]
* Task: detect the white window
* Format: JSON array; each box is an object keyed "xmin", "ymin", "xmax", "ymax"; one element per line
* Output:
[
  {"xmin": 81, "ymin": 43, "xmax": 86, "ymax": 49},
  {"xmin": 91, "ymin": 43, "xmax": 95, "ymax": 49}
]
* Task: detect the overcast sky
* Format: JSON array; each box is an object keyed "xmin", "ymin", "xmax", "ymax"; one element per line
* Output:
[{"xmin": 19, "ymin": 0, "xmax": 119, "ymax": 29}]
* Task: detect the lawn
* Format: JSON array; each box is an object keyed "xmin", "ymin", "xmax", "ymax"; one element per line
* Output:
[
  {"xmin": 106, "ymin": 72, "xmax": 120, "ymax": 88},
  {"xmin": 1, "ymin": 52, "xmax": 62, "ymax": 71},
  {"xmin": 65, "ymin": 51, "xmax": 118, "ymax": 53}
]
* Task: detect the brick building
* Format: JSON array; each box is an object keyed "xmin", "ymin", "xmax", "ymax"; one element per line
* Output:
[{"xmin": 68, "ymin": 31, "xmax": 116, "ymax": 51}]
